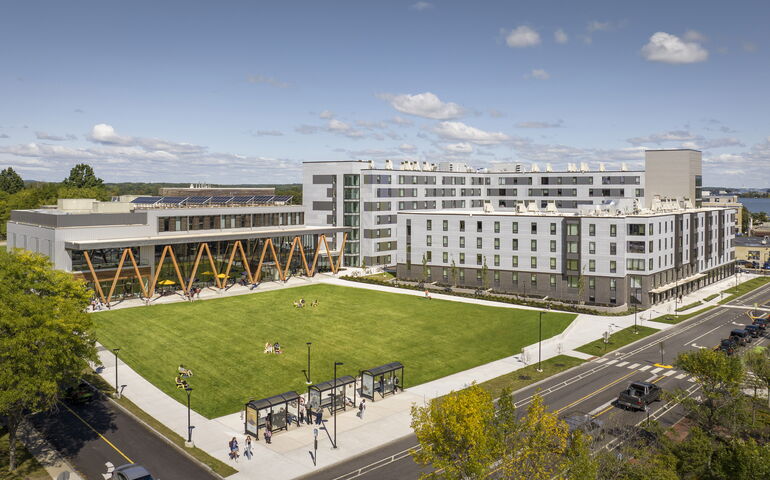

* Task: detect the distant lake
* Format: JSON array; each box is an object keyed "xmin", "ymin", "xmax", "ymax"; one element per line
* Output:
[{"xmin": 740, "ymin": 197, "xmax": 770, "ymax": 213}]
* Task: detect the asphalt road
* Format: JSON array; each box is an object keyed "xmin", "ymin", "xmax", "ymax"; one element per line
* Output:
[
  {"xmin": 30, "ymin": 395, "xmax": 218, "ymax": 480},
  {"xmin": 304, "ymin": 281, "xmax": 770, "ymax": 480}
]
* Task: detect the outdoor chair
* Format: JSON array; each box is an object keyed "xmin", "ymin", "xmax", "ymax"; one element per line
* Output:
[{"xmin": 175, "ymin": 378, "xmax": 187, "ymax": 389}]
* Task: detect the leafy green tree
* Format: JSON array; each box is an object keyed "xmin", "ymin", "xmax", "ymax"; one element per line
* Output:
[
  {"xmin": 564, "ymin": 431, "xmax": 598, "ymax": 480},
  {"xmin": 411, "ymin": 384, "xmax": 498, "ymax": 480},
  {"xmin": 0, "ymin": 250, "xmax": 97, "ymax": 472},
  {"xmin": 741, "ymin": 206, "xmax": 750, "ymax": 232},
  {"xmin": 673, "ymin": 348, "xmax": 747, "ymax": 436},
  {"xmin": 450, "ymin": 258, "xmax": 458, "ymax": 288},
  {"xmin": 62, "ymin": 163, "xmax": 103, "ymax": 188},
  {"xmin": 0, "ymin": 167, "xmax": 24, "ymax": 194},
  {"xmin": 422, "ymin": 253, "xmax": 429, "ymax": 283},
  {"xmin": 673, "ymin": 427, "xmax": 714, "ymax": 479},
  {"xmin": 481, "ymin": 257, "xmax": 489, "ymax": 291},
  {"xmin": 744, "ymin": 347, "xmax": 770, "ymax": 407},
  {"xmin": 711, "ymin": 438, "xmax": 770, "ymax": 480}
]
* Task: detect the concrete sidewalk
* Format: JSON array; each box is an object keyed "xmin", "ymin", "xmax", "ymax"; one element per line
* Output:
[
  {"xmin": 94, "ymin": 271, "xmax": 759, "ymax": 479},
  {"xmin": 17, "ymin": 419, "xmax": 85, "ymax": 480}
]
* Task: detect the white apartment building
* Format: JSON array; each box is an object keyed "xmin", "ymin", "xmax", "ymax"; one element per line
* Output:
[{"xmin": 396, "ymin": 202, "xmax": 735, "ymax": 307}]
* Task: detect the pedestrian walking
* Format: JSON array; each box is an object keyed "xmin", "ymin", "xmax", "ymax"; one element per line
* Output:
[
  {"xmin": 315, "ymin": 408, "xmax": 323, "ymax": 425},
  {"xmin": 244, "ymin": 435, "xmax": 252, "ymax": 460},
  {"xmin": 228, "ymin": 437, "xmax": 239, "ymax": 461},
  {"xmin": 357, "ymin": 399, "xmax": 366, "ymax": 419},
  {"xmin": 265, "ymin": 422, "xmax": 273, "ymax": 444},
  {"xmin": 299, "ymin": 401, "xmax": 306, "ymax": 424},
  {"xmin": 306, "ymin": 406, "xmax": 313, "ymax": 425}
]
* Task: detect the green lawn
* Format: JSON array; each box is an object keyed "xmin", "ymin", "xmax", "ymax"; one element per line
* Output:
[
  {"xmin": 94, "ymin": 284, "xmax": 575, "ymax": 418},
  {"xmin": 718, "ymin": 276, "xmax": 770, "ymax": 304},
  {"xmin": 575, "ymin": 325, "xmax": 659, "ymax": 357}
]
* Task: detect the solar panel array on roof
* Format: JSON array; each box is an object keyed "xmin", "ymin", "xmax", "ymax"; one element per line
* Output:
[
  {"xmin": 209, "ymin": 196, "xmax": 233, "ymax": 203},
  {"xmin": 252, "ymin": 195, "xmax": 274, "ymax": 203},
  {"xmin": 129, "ymin": 194, "xmax": 293, "ymax": 207},
  {"xmin": 158, "ymin": 196, "xmax": 186, "ymax": 204},
  {"xmin": 131, "ymin": 196, "xmax": 162, "ymax": 204},
  {"xmin": 185, "ymin": 196, "xmax": 211, "ymax": 204},
  {"xmin": 230, "ymin": 196, "xmax": 256, "ymax": 204},
  {"xmin": 273, "ymin": 195, "xmax": 294, "ymax": 202}
]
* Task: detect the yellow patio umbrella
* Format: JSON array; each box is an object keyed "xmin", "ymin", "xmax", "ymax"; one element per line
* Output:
[
  {"xmin": 201, "ymin": 271, "xmax": 214, "ymax": 275},
  {"xmin": 157, "ymin": 279, "xmax": 176, "ymax": 286},
  {"xmin": 216, "ymin": 273, "xmax": 229, "ymax": 279}
]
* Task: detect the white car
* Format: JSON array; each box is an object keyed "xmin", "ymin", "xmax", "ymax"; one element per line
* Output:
[{"xmin": 111, "ymin": 464, "xmax": 154, "ymax": 480}]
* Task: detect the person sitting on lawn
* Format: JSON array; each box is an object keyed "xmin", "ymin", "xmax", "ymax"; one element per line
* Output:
[
  {"xmin": 175, "ymin": 375, "xmax": 188, "ymax": 389},
  {"xmin": 311, "ymin": 299, "xmax": 318, "ymax": 307},
  {"xmin": 264, "ymin": 342, "xmax": 273, "ymax": 354},
  {"xmin": 178, "ymin": 364, "xmax": 193, "ymax": 377},
  {"xmin": 273, "ymin": 342, "xmax": 282, "ymax": 354}
]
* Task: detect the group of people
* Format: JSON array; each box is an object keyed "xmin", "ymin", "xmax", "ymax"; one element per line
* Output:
[
  {"xmin": 90, "ymin": 299, "xmax": 110, "ymax": 311},
  {"xmin": 292, "ymin": 298, "xmax": 319, "ymax": 308},
  {"xmin": 228, "ymin": 436, "xmax": 253, "ymax": 461},
  {"xmin": 263, "ymin": 342, "xmax": 282, "ymax": 354},
  {"xmin": 186, "ymin": 287, "xmax": 202, "ymax": 301},
  {"xmin": 175, "ymin": 364, "xmax": 193, "ymax": 388}
]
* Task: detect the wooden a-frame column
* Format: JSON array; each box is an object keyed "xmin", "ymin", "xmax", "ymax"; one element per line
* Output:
[
  {"xmin": 83, "ymin": 250, "xmax": 107, "ymax": 305},
  {"xmin": 223, "ymin": 240, "xmax": 254, "ymax": 285},
  {"xmin": 282, "ymin": 237, "xmax": 312, "ymax": 280},
  {"xmin": 254, "ymin": 238, "xmax": 285, "ymax": 282},
  {"xmin": 104, "ymin": 248, "xmax": 149, "ymax": 305},
  {"xmin": 148, "ymin": 245, "xmax": 188, "ymax": 297},
  {"xmin": 186, "ymin": 243, "xmax": 222, "ymax": 292}
]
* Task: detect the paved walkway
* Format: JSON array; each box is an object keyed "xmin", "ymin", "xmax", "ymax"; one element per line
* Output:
[
  {"xmin": 94, "ymin": 271, "xmax": 759, "ymax": 479},
  {"xmin": 17, "ymin": 419, "xmax": 85, "ymax": 480}
]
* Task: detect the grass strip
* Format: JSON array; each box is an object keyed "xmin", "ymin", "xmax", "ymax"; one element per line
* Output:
[
  {"xmin": 575, "ymin": 325, "xmax": 659, "ymax": 356},
  {"xmin": 84, "ymin": 373, "xmax": 237, "ymax": 478},
  {"xmin": 703, "ymin": 293, "xmax": 720, "ymax": 302},
  {"xmin": 651, "ymin": 305, "xmax": 718, "ymax": 324},
  {"xmin": 477, "ymin": 355, "xmax": 585, "ymax": 399},
  {"xmin": 676, "ymin": 300, "xmax": 703, "ymax": 312},
  {"xmin": 0, "ymin": 427, "xmax": 49, "ymax": 480},
  {"xmin": 718, "ymin": 276, "xmax": 770, "ymax": 304}
]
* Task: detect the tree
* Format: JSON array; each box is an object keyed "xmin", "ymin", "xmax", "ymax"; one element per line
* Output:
[
  {"xmin": 0, "ymin": 167, "xmax": 24, "ymax": 194},
  {"xmin": 422, "ymin": 253, "xmax": 430, "ymax": 283},
  {"xmin": 62, "ymin": 163, "xmax": 103, "ymax": 188},
  {"xmin": 411, "ymin": 384, "xmax": 498, "ymax": 480},
  {"xmin": 741, "ymin": 206, "xmax": 750, "ymax": 233},
  {"xmin": 450, "ymin": 258, "xmax": 458, "ymax": 288},
  {"xmin": 673, "ymin": 427, "xmax": 715, "ymax": 479},
  {"xmin": 0, "ymin": 250, "xmax": 97, "ymax": 472},
  {"xmin": 481, "ymin": 257, "xmax": 489, "ymax": 291},
  {"xmin": 744, "ymin": 347, "xmax": 770, "ymax": 407},
  {"xmin": 673, "ymin": 348, "xmax": 747, "ymax": 435}
]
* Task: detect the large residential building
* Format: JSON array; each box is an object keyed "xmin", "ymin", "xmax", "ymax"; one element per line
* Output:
[
  {"xmin": 396, "ymin": 202, "xmax": 735, "ymax": 308},
  {"xmin": 6, "ymin": 195, "xmax": 346, "ymax": 304},
  {"xmin": 702, "ymin": 193, "xmax": 743, "ymax": 234}
]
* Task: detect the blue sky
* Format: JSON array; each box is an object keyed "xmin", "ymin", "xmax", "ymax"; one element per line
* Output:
[{"xmin": 1, "ymin": 1, "xmax": 768, "ymax": 186}]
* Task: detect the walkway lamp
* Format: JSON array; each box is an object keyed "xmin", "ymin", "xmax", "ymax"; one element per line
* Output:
[
  {"xmin": 306, "ymin": 342, "xmax": 312, "ymax": 385},
  {"xmin": 112, "ymin": 348, "xmax": 121, "ymax": 398},
  {"xmin": 313, "ymin": 428, "xmax": 318, "ymax": 466},
  {"xmin": 537, "ymin": 310, "xmax": 545, "ymax": 373},
  {"xmin": 333, "ymin": 361, "xmax": 343, "ymax": 449},
  {"xmin": 185, "ymin": 386, "xmax": 194, "ymax": 446}
]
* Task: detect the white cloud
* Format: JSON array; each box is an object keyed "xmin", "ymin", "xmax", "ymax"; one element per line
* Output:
[
  {"xmin": 327, "ymin": 119, "xmax": 365, "ymax": 138},
  {"xmin": 587, "ymin": 20, "xmax": 612, "ymax": 33},
  {"xmin": 319, "ymin": 110, "xmax": 334, "ymax": 119},
  {"xmin": 627, "ymin": 130, "xmax": 743, "ymax": 150},
  {"xmin": 433, "ymin": 121, "xmax": 510, "ymax": 145},
  {"xmin": 505, "ymin": 26, "xmax": 541, "ymax": 48},
  {"xmin": 627, "ymin": 130, "xmax": 697, "ymax": 145},
  {"xmin": 35, "ymin": 131, "xmax": 76, "ymax": 141},
  {"xmin": 253, "ymin": 130, "xmax": 283, "ymax": 137},
  {"xmin": 641, "ymin": 32, "xmax": 709, "ymax": 64},
  {"xmin": 443, "ymin": 142, "xmax": 473, "ymax": 153},
  {"xmin": 246, "ymin": 74, "xmax": 291, "ymax": 88},
  {"xmin": 554, "ymin": 29, "xmax": 568, "ymax": 44},
  {"xmin": 516, "ymin": 120, "xmax": 563, "ymax": 128},
  {"xmin": 379, "ymin": 92, "xmax": 464, "ymax": 120},
  {"xmin": 528, "ymin": 69, "xmax": 550, "ymax": 80},
  {"xmin": 683, "ymin": 30, "xmax": 708, "ymax": 43},
  {"xmin": 390, "ymin": 116, "xmax": 413, "ymax": 126},
  {"xmin": 88, "ymin": 124, "xmax": 207, "ymax": 154},
  {"xmin": 295, "ymin": 125, "xmax": 320, "ymax": 135},
  {"xmin": 399, "ymin": 143, "xmax": 417, "ymax": 152},
  {"xmin": 88, "ymin": 124, "xmax": 133, "ymax": 146},
  {"xmin": 410, "ymin": 1, "xmax": 433, "ymax": 11}
]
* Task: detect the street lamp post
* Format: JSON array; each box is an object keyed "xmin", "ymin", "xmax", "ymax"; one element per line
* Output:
[
  {"xmin": 112, "ymin": 348, "xmax": 121, "ymax": 398},
  {"xmin": 313, "ymin": 428, "xmax": 318, "ymax": 466},
  {"xmin": 633, "ymin": 305, "xmax": 638, "ymax": 334},
  {"xmin": 185, "ymin": 386, "xmax": 194, "ymax": 447},
  {"xmin": 306, "ymin": 342, "xmax": 312, "ymax": 385},
  {"xmin": 537, "ymin": 310, "xmax": 544, "ymax": 373},
  {"xmin": 333, "ymin": 361, "xmax": 343, "ymax": 449}
]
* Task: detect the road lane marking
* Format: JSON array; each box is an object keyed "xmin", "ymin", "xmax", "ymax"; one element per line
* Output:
[
  {"xmin": 653, "ymin": 363, "xmax": 673, "ymax": 369},
  {"xmin": 616, "ymin": 361, "xmax": 629, "ymax": 367},
  {"xmin": 60, "ymin": 403, "xmax": 133, "ymax": 463},
  {"xmin": 638, "ymin": 365, "xmax": 652, "ymax": 372},
  {"xmin": 687, "ymin": 377, "xmax": 696, "ymax": 382},
  {"xmin": 627, "ymin": 363, "xmax": 640, "ymax": 369},
  {"xmin": 595, "ymin": 358, "xmax": 608, "ymax": 363},
  {"xmin": 605, "ymin": 360, "xmax": 618, "ymax": 366},
  {"xmin": 683, "ymin": 321, "xmax": 732, "ymax": 346},
  {"xmin": 650, "ymin": 367, "xmax": 663, "ymax": 374},
  {"xmin": 556, "ymin": 370, "xmax": 637, "ymax": 414},
  {"xmin": 675, "ymin": 373, "xmax": 687, "ymax": 379},
  {"xmin": 663, "ymin": 370, "xmax": 676, "ymax": 377}
]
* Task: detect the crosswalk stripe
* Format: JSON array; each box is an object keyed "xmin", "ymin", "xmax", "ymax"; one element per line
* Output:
[
  {"xmin": 595, "ymin": 358, "xmax": 608, "ymax": 363},
  {"xmin": 688, "ymin": 377, "xmax": 696, "ymax": 383},
  {"xmin": 675, "ymin": 373, "xmax": 687, "ymax": 379},
  {"xmin": 627, "ymin": 363, "xmax": 640, "ymax": 369},
  {"xmin": 616, "ymin": 361, "xmax": 629, "ymax": 367},
  {"xmin": 606, "ymin": 359, "xmax": 618, "ymax": 366},
  {"xmin": 650, "ymin": 367, "xmax": 663, "ymax": 374},
  {"xmin": 663, "ymin": 370, "xmax": 676, "ymax": 377},
  {"xmin": 638, "ymin": 365, "xmax": 652, "ymax": 372}
]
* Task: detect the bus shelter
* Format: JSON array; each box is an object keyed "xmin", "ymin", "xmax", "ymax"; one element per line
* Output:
[
  {"xmin": 244, "ymin": 391, "xmax": 300, "ymax": 439},
  {"xmin": 360, "ymin": 362, "xmax": 404, "ymax": 402},
  {"xmin": 308, "ymin": 376, "xmax": 356, "ymax": 413}
]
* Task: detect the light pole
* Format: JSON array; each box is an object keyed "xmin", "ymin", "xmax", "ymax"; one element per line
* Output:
[
  {"xmin": 312, "ymin": 428, "xmax": 318, "ymax": 466},
  {"xmin": 112, "ymin": 348, "xmax": 121, "ymax": 398},
  {"xmin": 185, "ymin": 386, "xmax": 194, "ymax": 447},
  {"xmin": 537, "ymin": 310, "xmax": 544, "ymax": 373},
  {"xmin": 333, "ymin": 361, "xmax": 343, "ymax": 449},
  {"xmin": 633, "ymin": 305, "xmax": 638, "ymax": 334},
  {"xmin": 306, "ymin": 342, "xmax": 312, "ymax": 385}
]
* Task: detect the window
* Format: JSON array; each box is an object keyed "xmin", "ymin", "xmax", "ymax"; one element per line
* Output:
[
  {"xmin": 443, "ymin": 236, "xmax": 448, "ymax": 247},
  {"xmin": 442, "ymin": 220, "xmax": 448, "ymax": 231},
  {"xmin": 460, "ymin": 270, "xmax": 465, "ymax": 281},
  {"xmin": 477, "ymin": 221, "xmax": 483, "ymax": 232},
  {"xmin": 512, "ymin": 239, "xmax": 519, "ymax": 250},
  {"xmin": 550, "ymin": 223, "xmax": 557, "ymax": 235},
  {"xmin": 589, "ymin": 259, "xmax": 595, "ymax": 272},
  {"xmin": 494, "ymin": 238, "xmax": 500, "ymax": 250},
  {"xmin": 649, "ymin": 223, "xmax": 654, "ymax": 235},
  {"xmin": 494, "ymin": 255, "xmax": 500, "ymax": 266},
  {"xmin": 476, "ymin": 270, "xmax": 482, "ymax": 282},
  {"xmin": 566, "ymin": 259, "xmax": 579, "ymax": 271},
  {"xmin": 566, "ymin": 241, "xmax": 578, "ymax": 254},
  {"xmin": 610, "ymin": 224, "xmax": 617, "ymax": 237},
  {"xmin": 426, "ymin": 251, "xmax": 432, "ymax": 262},
  {"xmin": 427, "ymin": 220, "xmax": 432, "ymax": 231},
  {"xmin": 460, "ymin": 252, "xmax": 465, "ymax": 264},
  {"xmin": 610, "ymin": 279, "xmax": 616, "ymax": 291},
  {"xmin": 512, "ymin": 255, "xmax": 519, "ymax": 267},
  {"xmin": 512, "ymin": 222, "xmax": 518, "ymax": 234},
  {"xmin": 426, "ymin": 235, "xmax": 432, "ymax": 247},
  {"xmin": 531, "ymin": 256, "xmax": 538, "ymax": 268},
  {"xmin": 459, "ymin": 220, "xmax": 465, "ymax": 232},
  {"xmin": 442, "ymin": 267, "xmax": 448, "ymax": 281},
  {"xmin": 627, "ymin": 241, "xmax": 645, "ymax": 253},
  {"xmin": 443, "ymin": 252, "xmax": 448, "ymax": 263},
  {"xmin": 628, "ymin": 224, "xmax": 646, "ymax": 236},
  {"xmin": 477, "ymin": 254, "xmax": 483, "ymax": 265},
  {"xmin": 589, "ymin": 224, "xmax": 596, "ymax": 236},
  {"xmin": 568, "ymin": 276, "xmax": 579, "ymax": 288},
  {"xmin": 531, "ymin": 239, "xmax": 538, "ymax": 251},
  {"xmin": 627, "ymin": 259, "xmax": 645, "ymax": 271},
  {"xmin": 649, "ymin": 241, "xmax": 654, "ymax": 253},
  {"xmin": 512, "ymin": 271, "xmax": 518, "ymax": 285},
  {"xmin": 531, "ymin": 222, "xmax": 537, "ymax": 234},
  {"xmin": 530, "ymin": 274, "xmax": 537, "ymax": 286},
  {"xmin": 566, "ymin": 224, "xmax": 579, "ymax": 236},
  {"xmin": 494, "ymin": 221, "xmax": 500, "ymax": 233},
  {"xmin": 550, "ymin": 257, "xmax": 557, "ymax": 270},
  {"xmin": 610, "ymin": 243, "xmax": 617, "ymax": 255},
  {"xmin": 477, "ymin": 237, "xmax": 483, "ymax": 249},
  {"xmin": 550, "ymin": 240, "xmax": 557, "ymax": 252},
  {"xmin": 649, "ymin": 258, "xmax": 654, "ymax": 270},
  {"xmin": 610, "ymin": 260, "xmax": 617, "ymax": 273},
  {"xmin": 459, "ymin": 237, "xmax": 465, "ymax": 248},
  {"xmin": 550, "ymin": 275, "xmax": 557, "ymax": 288},
  {"xmin": 589, "ymin": 241, "xmax": 596, "ymax": 254},
  {"xmin": 494, "ymin": 270, "xmax": 500, "ymax": 283},
  {"xmin": 588, "ymin": 277, "xmax": 596, "ymax": 289}
]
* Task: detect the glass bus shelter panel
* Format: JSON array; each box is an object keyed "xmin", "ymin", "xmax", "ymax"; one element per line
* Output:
[
  {"xmin": 309, "ymin": 389, "xmax": 321, "ymax": 410},
  {"xmin": 361, "ymin": 373, "xmax": 375, "ymax": 399},
  {"xmin": 245, "ymin": 405, "xmax": 258, "ymax": 435}
]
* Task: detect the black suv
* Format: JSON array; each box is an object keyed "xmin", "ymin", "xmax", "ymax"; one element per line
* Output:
[
  {"xmin": 745, "ymin": 325, "xmax": 762, "ymax": 338},
  {"xmin": 716, "ymin": 338, "xmax": 737, "ymax": 355},
  {"xmin": 730, "ymin": 329, "xmax": 751, "ymax": 346}
]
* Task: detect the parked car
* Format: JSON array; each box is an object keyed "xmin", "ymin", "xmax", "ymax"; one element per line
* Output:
[
  {"xmin": 752, "ymin": 318, "xmax": 767, "ymax": 330},
  {"xmin": 715, "ymin": 338, "xmax": 737, "ymax": 355},
  {"xmin": 111, "ymin": 464, "xmax": 154, "ymax": 480},
  {"xmin": 560, "ymin": 411, "xmax": 605, "ymax": 441},
  {"xmin": 730, "ymin": 329, "xmax": 752, "ymax": 346},
  {"xmin": 617, "ymin": 381, "xmax": 661, "ymax": 411},
  {"xmin": 63, "ymin": 381, "xmax": 96, "ymax": 404},
  {"xmin": 745, "ymin": 324, "xmax": 762, "ymax": 338}
]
